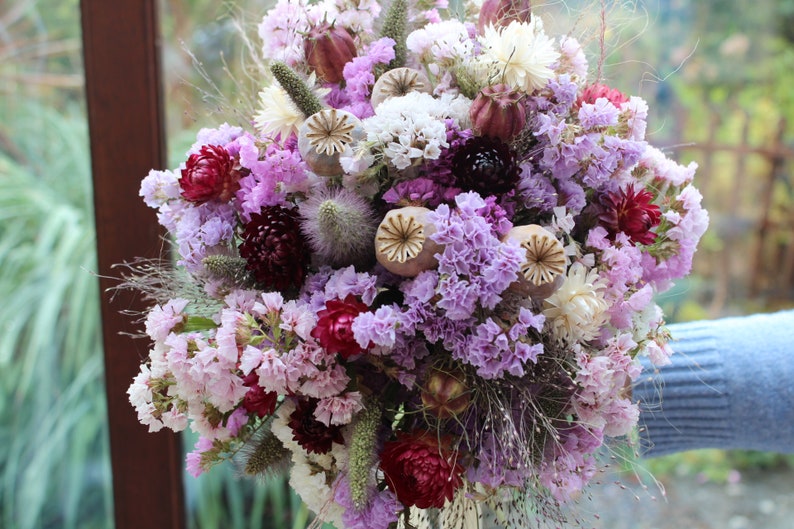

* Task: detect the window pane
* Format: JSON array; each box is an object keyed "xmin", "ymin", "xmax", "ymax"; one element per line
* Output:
[{"xmin": 0, "ymin": 1, "xmax": 113, "ymax": 528}]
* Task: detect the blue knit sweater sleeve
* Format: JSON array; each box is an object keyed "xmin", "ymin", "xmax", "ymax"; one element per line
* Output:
[{"xmin": 634, "ymin": 310, "xmax": 794, "ymax": 457}]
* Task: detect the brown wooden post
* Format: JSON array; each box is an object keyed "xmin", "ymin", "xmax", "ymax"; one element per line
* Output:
[{"xmin": 81, "ymin": 1, "xmax": 186, "ymax": 528}]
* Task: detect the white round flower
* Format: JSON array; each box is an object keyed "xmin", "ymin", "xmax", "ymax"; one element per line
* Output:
[
  {"xmin": 543, "ymin": 262, "xmax": 608, "ymax": 344},
  {"xmin": 478, "ymin": 18, "xmax": 560, "ymax": 93},
  {"xmin": 254, "ymin": 84, "xmax": 304, "ymax": 140}
]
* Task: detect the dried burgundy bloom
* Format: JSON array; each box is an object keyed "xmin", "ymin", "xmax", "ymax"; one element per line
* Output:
[
  {"xmin": 451, "ymin": 136, "xmax": 521, "ymax": 197},
  {"xmin": 304, "ymin": 24, "xmax": 357, "ymax": 83},
  {"xmin": 311, "ymin": 294, "xmax": 369, "ymax": 359},
  {"xmin": 238, "ymin": 206, "xmax": 308, "ymax": 290},
  {"xmin": 288, "ymin": 399, "xmax": 345, "ymax": 454},
  {"xmin": 380, "ymin": 430, "xmax": 464, "ymax": 509},
  {"xmin": 241, "ymin": 372, "xmax": 278, "ymax": 418},
  {"xmin": 599, "ymin": 185, "xmax": 661, "ymax": 245},
  {"xmin": 180, "ymin": 144, "xmax": 241, "ymax": 203}
]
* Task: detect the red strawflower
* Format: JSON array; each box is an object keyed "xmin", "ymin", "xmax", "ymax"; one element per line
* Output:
[
  {"xmin": 379, "ymin": 431, "xmax": 464, "ymax": 509},
  {"xmin": 238, "ymin": 206, "xmax": 308, "ymax": 290},
  {"xmin": 241, "ymin": 372, "xmax": 278, "ymax": 418},
  {"xmin": 288, "ymin": 399, "xmax": 344, "ymax": 455},
  {"xmin": 180, "ymin": 144, "xmax": 241, "ymax": 203},
  {"xmin": 576, "ymin": 83, "xmax": 630, "ymax": 110},
  {"xmin": 599, "ymin": 185, "xmax": 661, "ymax": 245},
  {"xmin": 311, "ymin": 294, "xmax": 369, "ymax": 359}
]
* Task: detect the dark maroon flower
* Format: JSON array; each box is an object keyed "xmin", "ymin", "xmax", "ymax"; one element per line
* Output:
[
  {"xmin": 304, "ymin": 24, "xmax": 357, "ymax": 83},
  {"xmin": 451, "ymin": 136, "xmax": 521, "ymax": 197},
  {"xmin": 599, "ymin": 185, "xmax": 661, "ymax": 245},
  {"xmin": 311, "ymin": 294, "xmax": 369, "ymax": 359},
  {"xmin": 180, "ymin": 144, "xmax": 241, "ymax": 203},
  {"xmin": 380, "ymin": 430, "xmax": 464, "ymax": 509},
  {"xmin": 288, "ymin": 399, "xmax": 345, "ymax": 455},
  {"xmin": 241, "ymin": 372, "xmax": 278, "ymax": 418},
  {"xmin": 238, "ymin": 206, "xmax": 308, "ymax": 290},
  {"xmin": 577, "ymin": 83, "xmax": 630, "ymax": 110}
]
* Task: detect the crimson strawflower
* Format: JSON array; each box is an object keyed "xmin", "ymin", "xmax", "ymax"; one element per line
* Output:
[
  {"xmin": 577, "ymin": 83, "xmax": 630, "ymax": 110},
  {"xmin": 241, "ymin": 372, "xmax": 278, "ymax": 418},
  {"xmin": 599, "ymin": 185, "xmax": 661, "ymax": 245},
  {"xmin": 311, "ymin": 294, "xmax": 369, "ymax": 359},
  {"xmin": 379, "ymin": 431, "xmax": 463, "ymax": 509},
  {"xmin": 180, "ymin": 144, "xmax": 241, "ymax": 203}
]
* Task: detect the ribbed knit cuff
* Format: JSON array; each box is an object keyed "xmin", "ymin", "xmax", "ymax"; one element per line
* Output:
[
  {"xmin": 636, "ymin": 310, "xmax": 794, "ymax": 457},
  {"xmin": 635, "ymin": 321, "xmax": 731, "ymax": 456}
]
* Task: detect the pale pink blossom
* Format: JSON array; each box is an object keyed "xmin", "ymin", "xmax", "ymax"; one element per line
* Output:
[{"xmin": 314, "ymin": 392, "xmax": 364, "ymax": 426}]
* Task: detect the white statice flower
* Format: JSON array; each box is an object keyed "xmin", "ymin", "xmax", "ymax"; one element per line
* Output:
[
  {"xmin": 254, "ymin": 85, "xmax": 304, "ymax": 140},
  {"xmin": 289, "ymin": 451, "xmax": 345, "ymax": 527},
  {"xmin": 407, "ymin": 20, "xmax": 475, "ymax": 72},
  {"xmin": 360, "ymin": 91, "xmax": 471, "ymax": 170},
  {"xmin": 478, "ymin": 18, "xmax": 560, "ymax": 93},
  {"xmin": 543, "ymin": 262, "xmax": 608, "ymax": 344}
]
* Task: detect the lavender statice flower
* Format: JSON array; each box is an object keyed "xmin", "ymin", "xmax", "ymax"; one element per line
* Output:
[
  {"xmin": 333, "ymin": 476, "xmax": 400, "ymax": 529},
  {"xmin": 342, "ymin": 38, "xmax": 396, "ymax": 118}
]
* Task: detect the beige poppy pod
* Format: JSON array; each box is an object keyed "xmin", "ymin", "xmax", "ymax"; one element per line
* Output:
[
  {"xmin": 375, "ymin": 206, "xmax": 441, "ymax": 277},
  {"xmin": 370, "ymin": 67, "xmax": 432, "ymax": 109},
  {"xmin": 503, "ymin": 224, "xmax": 567, "ymax": 300},
  {"xmin": 298, "ymin": 109, "xmax": 363, "ymax": 176}
]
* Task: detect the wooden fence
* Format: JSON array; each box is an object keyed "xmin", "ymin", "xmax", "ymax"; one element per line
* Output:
[{"xmin": 668, "ymin": 103, "xmax": 794, "ymax": 316}]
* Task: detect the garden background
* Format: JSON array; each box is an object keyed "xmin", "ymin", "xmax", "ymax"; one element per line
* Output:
[{"xmin": 2, "ymin": 0, "xmax": 793, "ymax": 528}]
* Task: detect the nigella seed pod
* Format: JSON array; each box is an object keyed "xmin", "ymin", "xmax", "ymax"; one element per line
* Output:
[
  {"xmin": 421, "ymin": 368, "xmax": 470, "ymax": 419},
  {"xmin": 370, "ymin": 67, "xmax": 432, "ymax": 109},
  {"xmin": 477, "ymin": 0, "xmax": 532, "ymax": 33},
  {"xmin": 298, "ymin": 109, "xmax": 363, "ymax": 176},
  {"xmin": 304, "ymin": 24, "xmax": 357, "ymax": 84},
  {"xmin": 503, "ymin": 224, "xmax": 566, "ymax": 300},
  {"xmin": 374, "ymin": 206, "xmax": 440, "ymax": 277},
  {"xmin": 469, "ymin": 84, "xmax": 526, "ymax": 141}
]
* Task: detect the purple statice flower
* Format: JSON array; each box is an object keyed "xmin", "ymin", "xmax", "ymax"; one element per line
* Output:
[
  {"xmin": 542, "ymin": 74, "xmax": 579, "ymax": 116},
  {"xmin": 539, "ymin": 424, "xmax": 603, "ymax": 502},
  {"xmin": 352, "ymin": 305, "xmax": 398, "ymax": 349},
  {"xmin": 578, "ymin": 98, "xmax": 620, "ymax": 130},
  {"xmin": 333, "ymin": 476, "xmax": 400, "ymax": 529},
  {"xmin": 173, "ymin": 201, "xmax": 237, "ymax": 274},
  {"xmin": 453, "ymin": 316, "xmax": 543, "ymax": 379},
  {"xmin": 341, "ymin": 37, "xmax": 396, "ymax": 116},
  {"xmin": 477, "ymin": 195, "xmax": 513, "ymax": 237},
  {"xmin": 188, "ymin": 123, "xmax": 244, "ymax": 156},
  {"xmin": 427, "ymin": 193, "xmax": 524, "ymax": 320},
  {"xmin": 140, "ymin": 168, "xmax": 181, "ymax": 209},
  {"xmin": 517, "ymin": 163, "xmax": 558, "ymax": 213},
  {"xmin": 554, "ymin": 176, "xmax": 586, "ymax": 215},
  {"xmin": 236, "ymin": 138, "xmax": 310, "ymax": 222},
  {"xmin": 382, "ymin": 177, "xmax": 459, "ymax": 208},
  {"xmin": 323, "ymin": 266, "xmax": 379, "ymax": 305},
  {"xmin": 467, "ymin": 432, "xmax": 530, "ymax": 488}
]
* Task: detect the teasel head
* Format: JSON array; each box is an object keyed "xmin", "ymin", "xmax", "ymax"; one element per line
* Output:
[
  {"xmin": 298, "ymin": 187, "xmax": 378, "ymax": 268},
  {"xmin": 298, "ymin": 109, "xmax": 363, "ymax": 176},
  {"xmin": 374, "ymin": 206, "xmax": 441, "ymax": 277},
  {"xmin": 370, "ymin": 67, "xmax": 432, "ymax": 109},
  {"xmin": 202, "ymin": 254, "xmax": 256, "ymax": 289},
  {"xmin": 503, "ymin": 224, "xmax": 566, "ymax": 301}
]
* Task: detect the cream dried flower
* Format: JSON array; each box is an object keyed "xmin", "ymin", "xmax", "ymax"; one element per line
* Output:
[
  {"xmin": 543, "ymin": 262, "xmax": 608, "ymax": 344},
  {"xmin": 254, "ymin": 84, "xmax": 304, "ymax": 140},
  {"xmin": 478, "ymin": 18, "xmax": 560, "ymax": 93}
]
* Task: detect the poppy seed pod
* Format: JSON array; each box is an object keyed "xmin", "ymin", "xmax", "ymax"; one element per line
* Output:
[
  {"xmin": 304, "ymin": 24, "xmax": 357, "ymax": 83},
  {"xmin": 477, "ymin": 0, "xmax": 531, "ymax": 33},
  {"xmin": 469, "ymin": 84, "xmax": 526, "ymax": 141}
]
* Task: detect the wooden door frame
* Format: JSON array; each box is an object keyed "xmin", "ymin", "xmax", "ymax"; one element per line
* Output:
[{"xmin": 81, "ymin": 1, "xmax": 186, "ymax": 527}]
